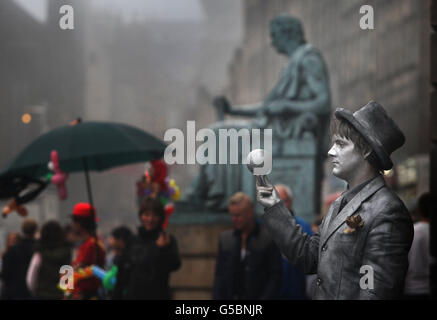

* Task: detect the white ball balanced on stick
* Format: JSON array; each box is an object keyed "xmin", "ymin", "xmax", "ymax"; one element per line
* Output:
[
  {"xmin": 246, "ymin": 149, "xmax": 266, "ymax": 173},
  {"xmin": 246, "ymin": 149, "xmax": 270, "ymax": 187}
]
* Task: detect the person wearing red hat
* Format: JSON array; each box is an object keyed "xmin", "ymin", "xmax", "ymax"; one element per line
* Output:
[{"xmin": 70, "ymin": 203, "xmax": 105, "ymax": 300}]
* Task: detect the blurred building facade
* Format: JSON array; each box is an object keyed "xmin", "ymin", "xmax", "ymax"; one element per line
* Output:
[
  {"xmin": 0, "ymin": 0, "xmax": 88, "ymax": 167},
  {"xmin": 0, "ymin": 0, "xmax": 88, "ymax": 246}
]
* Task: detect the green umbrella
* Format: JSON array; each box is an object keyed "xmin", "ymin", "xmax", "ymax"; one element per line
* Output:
[{"xmin": 0, "ymin": 121, "xmax": 167, "ymax": 205}]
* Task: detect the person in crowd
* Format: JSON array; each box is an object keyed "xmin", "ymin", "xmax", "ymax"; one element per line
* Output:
[
  {"xmin": 0, "ymin": 232, "xmax": 21, "ymax": 298},
  {"xmin": 404, "ymin": 193, "xmax": 434, "ymax": 299},
  {"xmin": 213, "ymin": 192, "xmax": 282, "ymax": 300},
  {"xmin": 311, "ymin": 215, "xmax": 324, "ymax": 235},
  {"xmin": 1, "ymin": 218, "xmax": 38, "ymax": 299},
  {"xmin": 70, "ymin": 203, "xmax": 106, "ymax": 300},
  {"xmin": 275, "ymin": 184, "xmax": 313, "ymax": 300},
  {"xmin": 1, "ymin": 232, "xmax": 20, "ymax": 259},
  {"xmin": 63, "ymin": 224, "xmax": 76, "ymax": 247},
  {"xmin": 107, "ymin": 226, "xmax": 133, "ymax": 299},
  {"xmin": 26, "ymin": 220, "xmax": 71, "ymax": 299},
  {"xmin": 123, "ymin": 197, "xmax": 181, "ymax": 299}
]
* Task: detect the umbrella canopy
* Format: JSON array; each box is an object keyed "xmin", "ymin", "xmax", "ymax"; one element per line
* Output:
[{"xmin": 1, "ymin": 121, "xmax": 166, "ymax": 179}]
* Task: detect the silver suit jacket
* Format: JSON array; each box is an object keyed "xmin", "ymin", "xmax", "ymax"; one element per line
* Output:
[{"xmin": 262, "ymin": 175, "xmax": 413, "ymax": 299}]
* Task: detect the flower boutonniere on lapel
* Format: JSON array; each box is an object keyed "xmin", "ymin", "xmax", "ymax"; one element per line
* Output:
[{"xmin": 344, "ymin": 215, "xmax": 364, "ymax": 234}]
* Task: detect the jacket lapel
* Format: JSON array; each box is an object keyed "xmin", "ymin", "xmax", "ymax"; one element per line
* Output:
[
  {"xmin": 321, "ymin": 175, "xmax": 386, "ymax": 248},
  {"xmin": 319, "ymin": 195, "xmax": 342, "ymax": 245}
]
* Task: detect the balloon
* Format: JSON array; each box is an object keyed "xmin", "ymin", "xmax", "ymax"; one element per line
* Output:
[
  {"xmin": 50, "ymin": 150, "xmax": 68, "ymax": 200},
  {"xmin": 2, "ymin": 198, "xmax": 28, "ymax": 218},
  {"xmin": 169, "ymin": 179, "xmax": 181, "ymax": 200},
  {"xmin": 47, "ymin": 161, "xmax": 54, "ymax": 171},
  {"xmin": 45, "ymin": 173, "xmax": 54, "ymax": 182},
  {"xmin": 159, "ymin": 197, "xmax": 167, "ymax": 206},
  {"xmin": 163, "ymin": 203, "xmax": 174, "ymax": 229},
  {"xmin": 167, "ymin": 186, "xmax": 175, "ymax": 196}
]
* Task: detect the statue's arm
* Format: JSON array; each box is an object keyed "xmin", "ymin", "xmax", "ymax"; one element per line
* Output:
[
  {"xmin": 268, "ymin": 54, "xmax": 331, "ymax": 116},
  {"xmin": 213, "ymin": 96, "xmax": 263, "ymax": 118},
  {"xmin": 228, "ymin": 102, "xmax": 264, "ymax": 116}
]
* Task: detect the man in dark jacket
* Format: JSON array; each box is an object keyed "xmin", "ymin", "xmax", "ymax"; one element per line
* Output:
[
  {"xmin": 213, "ymin": 192, "xmax": 282, "ymax": 300},
  {"xmin": 1, "ymin": 218, "xmax": 38, "ymax": 299},
  {"xmin": 256, "ymin": 101, "xmax": 414, "ymax": 299}
]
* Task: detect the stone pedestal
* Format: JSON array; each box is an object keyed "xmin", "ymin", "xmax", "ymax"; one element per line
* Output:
[{"xmin": 167, "ymin": 221, "xmax": 231, "ymax": 300}]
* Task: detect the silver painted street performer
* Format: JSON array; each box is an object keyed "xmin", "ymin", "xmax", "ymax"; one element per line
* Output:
[{"xmin": 255, "ymin": 101, "xmax": 414, "ymax": 299}]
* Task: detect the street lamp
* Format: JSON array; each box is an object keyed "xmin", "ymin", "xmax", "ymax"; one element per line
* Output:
[{"xmin": 22, "ymin": 103, "xmax": 49, "ymax": 133}]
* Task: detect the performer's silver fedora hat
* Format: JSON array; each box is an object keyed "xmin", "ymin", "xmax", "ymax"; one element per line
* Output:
[{"xmin": 334, "ymin": 101, "xmax": 405, "ymax": 170}]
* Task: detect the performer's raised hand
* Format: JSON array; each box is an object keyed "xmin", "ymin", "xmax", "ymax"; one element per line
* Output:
[{"xmin": 255, "ymin": 175, "xmax": 281, "ymax": 208}]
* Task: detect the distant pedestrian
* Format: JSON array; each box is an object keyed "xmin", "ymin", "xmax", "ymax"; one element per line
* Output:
[
  {"xmin": 213, "ymin": 192, "xmax": 282, "ymax": 300},
  {"xmin": 0, "ymin": 232, "xmax": 20, "ymax": 298},
  {"xmin": 1, "ymin": 219, "xmax": 38, "ymax": 299},
  {"xmin": 26, "ymin": 220, "xmax": 71, "ymax": 299},
  {"xmin": 108, "ymin": 226, "xmax": 133, "ymax": 299},
  {"xmin": 404, "ymin": 193, "xmax": 434, "ymax": 299},
  {"xmin": 1, "ymin": 232, "xmax": 20, "ymax": 259}
]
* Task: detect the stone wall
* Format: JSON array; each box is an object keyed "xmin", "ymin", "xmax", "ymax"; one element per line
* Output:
[{"xmin": 168, "ymin": 223, "xmax": 232, "ymax": 300}]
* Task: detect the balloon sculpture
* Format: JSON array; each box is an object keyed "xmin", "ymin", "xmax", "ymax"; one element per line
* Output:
[
  {"xmin": 1, "ymin": 150, "xmax": 69, "ymax": 218},
  {"xmin": 47, "ymin": 150, "xmax": 68, "ymax": 200},
  {"xmin": 136, "ymin": 159, "xmax": 180, "ymax": 229},
  {"xmin": 1, "ymin": 176, "xmax": 48, "ymax": 218},
  {"xmin": 2, "ymin": 198, "xmax": 28, "ymax": 218},
  {"xmin": 60, "ymin": 265, "xmax": 118, "ymax": 299},
  {"xmin": 75, "ymin": 265, "xmax": 117, "ymax": 291}
]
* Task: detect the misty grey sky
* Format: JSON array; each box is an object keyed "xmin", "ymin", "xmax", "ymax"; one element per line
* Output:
[
  {"xmin": 13, "ymin": 0, "xmax": 205, "ymax": 23},
  {"xmin": 92, "ymin": 0, "xmax": 205, "ymax": 22},
  {"xmin": 14, "ymin": 0, "xmax": 47, "ymax": 22}
]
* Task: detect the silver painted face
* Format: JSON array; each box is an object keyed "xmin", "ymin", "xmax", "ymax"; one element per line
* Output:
[{"xmin": 328, "ymin": 134, "xmax": 366, "ymax": 181}]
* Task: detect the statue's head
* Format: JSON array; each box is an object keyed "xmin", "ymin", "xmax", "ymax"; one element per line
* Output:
[{"xmin": 270, "ymin": 14, "xmax": 306, "ymax": 56}]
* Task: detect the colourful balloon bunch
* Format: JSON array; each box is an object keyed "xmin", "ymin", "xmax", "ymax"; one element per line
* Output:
[
  {"xmin": 161, "ymin": 178, "xmax": 181, "ymax": 201},
  {"xmin": 136, "ymin": 160, "xmax": 180, "ymax": 229}
]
